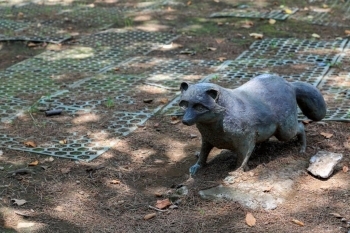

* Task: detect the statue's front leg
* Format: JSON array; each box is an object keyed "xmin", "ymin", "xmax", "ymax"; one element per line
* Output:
[{"xmin": 189, "ymin": 140, "xmax": 213, "ymax": 175}]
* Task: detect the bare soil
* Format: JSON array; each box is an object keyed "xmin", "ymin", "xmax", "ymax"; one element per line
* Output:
[{"xmin": 0, "ymin": 0, "xmax": 350, "ymax": 233}]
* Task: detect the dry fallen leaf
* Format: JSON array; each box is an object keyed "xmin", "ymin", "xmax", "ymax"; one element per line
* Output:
[
  {"xmin": 12, "ymin": 199, "xmax": 27, "ymax": 206},
  {"xmin": 320, "ymin": 132, "xmax": 333, "ymax": 139},
  {"xmin": 27, "ymin": 42, "xmax": 37, "ymax": 47},
  {"xmin": 24, "ymin": 141, "xmax": 36, "ymax": 148},
  {"xmin": 329, "ymin": 212, "xmax": 342, "ymax": 218},
  {"xmin": 312, "ymin": 33, "xmax": 320, "ymax": 38},
  {"xmin": 110, "ymin": 179, "xmax": 121, "ymax": 184},
  {"xmin": 215, "ymin": 38, "xmax": 224, "ymax": 44},
  {"xmin": 144, "ymin": 213, "xmax": 156, "ymax": 220},
  {"xmin": 155, "ymin": 199, "xmax": 171, "ymax": 209},
  {"xmin": 217, "ymin": 57, "xmax": 226, "ymax": 62},
  {"xmin": 28, "ymin": 160, "xmax": 39, "ymax": 166},
  {"xmin": 59, "ymin": 139, "xmax": 67, "ymax": 144},
  {"xmin": 284, "ymin": 8, "xmax": 293, "ymax": 14},
  {"xmin": 249, "ymin": 33, "xmax": 263, "ymax": 39},
  {"xmin": 54, "ymin": 206, "xmax": 64, "ymax": 212},
  {"xmin": 158, "ymin": 98, "xmax": 169, "ymax": 104},
  {"xmin": 171, "ymin": 119, "xmax": 180, "ymax": 125},
  {"xmin": 343, "ymin": 166, "xmax": 349, "ymax": 173},
  {"xmin": 345, "ymin": 30, "xmax": 350, "ymax": 35},
  {"xmin": 302, "ymin": 119, "xmax": 312, "ymax": 124},
  {"xmin": 114, "ymin": 67, "xmax": 120, "ymax": 71},
  {"xmin": 269, "ymin": 19, "xmax": 276, "ymax": 25},
  {"xmin": 154, "ymin": 192, "xmax": 163, "ymax": 197},
  {"xmin": 217, "ymin": 22, "xmax": 223, "ymax": 26},
  {"xmin": 241, "ymin": 20, "xmax": 254, "ymax": 28},
  {"xmin": 207, "ymin": 47, "xmax": 217, "ymax": 51},
  {"xmin": 61, "ymin": 167, "xmax": 71, "ymax": 174},
  {"xmin": 291, "ymin": 219, "xmax": 304, "ymax": 226},
  {"xmin": 246, "ymin": 212, "xmax": 256, "ymax": 226},
  {"xmin": 187, "ymin": 1, "xmax": 191, "ymax": 5}
]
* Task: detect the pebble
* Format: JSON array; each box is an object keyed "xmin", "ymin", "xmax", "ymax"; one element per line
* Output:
[{"xmin": 307, "ymin": 151, "xmax": 343, "ymax": 179}]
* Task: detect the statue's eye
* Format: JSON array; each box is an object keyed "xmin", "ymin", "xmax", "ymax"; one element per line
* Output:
[
  {"xmin": 194, "ymin": 104, "xmax": 207, "ymax": 112},
  {"xmin": 179, "ymin": 101, "xmax": 188, "ymax": 110}
]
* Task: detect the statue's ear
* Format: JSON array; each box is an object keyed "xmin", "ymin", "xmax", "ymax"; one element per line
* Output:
[
  {"xmin": 206, "ymin": 89, "xmax": 219, "ymax": 101},
  {"xmin": 180, "ymin": 82, "xmax": 189, "ymax": 93}
]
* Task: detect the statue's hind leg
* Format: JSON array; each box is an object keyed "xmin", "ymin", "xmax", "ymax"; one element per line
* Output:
[{"xmin": 296, "ymin": 122, "xmax": 306, "ymax": 153}]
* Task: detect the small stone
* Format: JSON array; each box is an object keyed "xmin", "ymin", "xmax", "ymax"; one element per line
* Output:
[
  {"xmin": 0, "ymin": 166, "xmax": 4, "ymax": 170},
  {"xmin": 154, "ymin": 192, "xmax": 163, "ymax": 197},
  {"xmin": 176, "ymin": 186, "xmax": 189, "ymax": 196},
  {"xmin": 143, "ymin": 99, "xmax": 153, "ymax": 104},
  {"xmin": 307, "ymin": 151, "xmax": 343, "ymax": 179},
  {"xmin": 169, "ymin": 204, "xmax": 178, "ymax": 209},
  {"xmin": 76, "ymin": 180, "xmax": 80, "ymax": 184},
  {"xmin": 223, "ymin": 176, "xmax": 235, "ymax": 184}
]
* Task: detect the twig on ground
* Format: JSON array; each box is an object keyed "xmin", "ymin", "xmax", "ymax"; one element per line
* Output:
[
  {"xmin": 148, "ymin": 205, "xmax": 169, "ymax": 212},
  {"xmin": 7, "ymin": 168, "xmax": 36, "ymax": 176}
]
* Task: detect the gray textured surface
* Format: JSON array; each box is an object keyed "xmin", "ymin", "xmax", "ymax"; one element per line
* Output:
[
  {"xmin": 179, "ymin": 74, "xmax": 326, "ymax": 174},
  {"xmin": 308, "ymin": 151, "xmax": 343, "ymax": 178},
  {"xmin": 199, "ymin": 160, "xmax": 308, "ymax": 210}
]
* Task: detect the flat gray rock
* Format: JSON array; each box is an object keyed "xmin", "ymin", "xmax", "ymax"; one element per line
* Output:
[
  {"xmin": 307, "ymin": 151, "xmax": 343, "ymax": 179},
  {"xmin": 199, "ymin": 160, "xmax": 308, "ymax": 210}
]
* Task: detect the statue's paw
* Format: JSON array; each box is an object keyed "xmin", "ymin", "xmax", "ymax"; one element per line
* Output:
[
  {"xmin": 299, "ymin": 146, "xmax": 306, "ymax": 153},
  {"xmin": 189, "ymin": 163, "xmax": 201, "ymax": 175}
]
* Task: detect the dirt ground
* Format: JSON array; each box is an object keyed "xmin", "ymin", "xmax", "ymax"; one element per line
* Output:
[{"xmin": 1, "ymin": 0, "xmax": 350, "ymax": 232}]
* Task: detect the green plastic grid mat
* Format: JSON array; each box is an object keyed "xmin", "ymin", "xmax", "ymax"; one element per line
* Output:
[
  {"xmin": 0, "ymin": 19, "xmax": 30, "ymax": 31},
  {"xmin": 3, "ymin": 0, "xmax": 166, "ymax": 17},
  {"xmin": 161, "ymin": 58, "xmax": 331, "ymax": 116},
  {"xmin": 117, "ymin": 56, "xmax": 224, "ymax": 90},
  {"xmin": 0, "ymin": 70, "xmax": 60, "ymax": 96},
  {"xmin": 0, "ymin": 108, "xmax": 156, "ymax": 160},
  {"xmin": 101, "ymin": 110, "xmax": 156, "ymax": 136},
  {"xmin": 77, "ymin": 30, "xmax": 179, "ymax": 54},
  {"xmin": 216, "ymin": 59, "xmax": 330, "ymax": 87},
  {"xmin": 0, "ymin": 23, "xmax": 72, "ymax": 43},
  {"xmin": 0, "ymin": 70, "xmax": 61, "ymax": 123},
  {"xmin": 35, "ymin": 74, "xmax": 172, "ymax": 114},
  {"xmin": 237, "ymin": 38, "xmax": 348, "ymax": 64},
  {"xmin": 46, "ymin": 5, "xmax": 124, "ymax": 29},
  {"xmin": 317, "ymin": 68, "xmax": 350, "ymax": 121},
  {"xmin": 290, "ymin": 0, "xmax": 350, "ymax": 27},
  {"xmin": 209, "ymin": 7, "xmax": 298, "ymax": 20},
  {"xmin": 0, "ymin": 96, "xmax": 29, "ymax": 123},
  {"xmin": 0, "ymin": 133, "xmax": 110, "ymax": 161},
  {"xmin": 7, "ymin": 46, "xmax": 131, "ymax": 74}
]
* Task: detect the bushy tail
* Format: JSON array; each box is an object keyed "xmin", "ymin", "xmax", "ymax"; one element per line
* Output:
[{"xmin": 292, "ymin": 82, "xmax": 326, "ymax": 121}]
